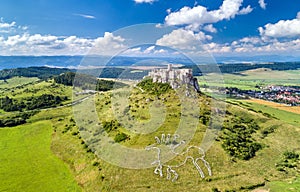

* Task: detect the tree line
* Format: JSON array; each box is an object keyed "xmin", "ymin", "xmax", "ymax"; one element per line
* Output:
[
  {"xmin": 183, "ymin": 62, "xmax": 300, "ymax": 76},
  {"xmin": 54, "ymin": 72, "xmax": 127, "ymax": 91},
  {"xmin": 0, "ymin": 94, "xmax": 67, "ymax": 112}
]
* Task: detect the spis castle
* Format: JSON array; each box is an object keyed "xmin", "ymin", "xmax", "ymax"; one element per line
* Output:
[{"xmin": 148, "ymin": 64, "xmax": 200, "ymax": 92}]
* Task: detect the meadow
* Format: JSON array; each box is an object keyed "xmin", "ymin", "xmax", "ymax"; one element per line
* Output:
[
  {"xmin": 0, "ymin": 76, "xmax": 39, "ymax": 89},
  {"xmin": 0, "ymin": 120, "xmax": 81, "ymax": 192},
  {"xmin": 0, "ymin": 67, "xmax": 300, "ymax": 191}
]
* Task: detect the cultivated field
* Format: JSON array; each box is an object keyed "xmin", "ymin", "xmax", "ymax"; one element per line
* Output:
[
  {"xmin": 247, "ymin": 98, "xmax": 300, "ymax": 115},
  {"xmin": 198, "ymin": 69, "xmax": 300, "ymax": 90}
]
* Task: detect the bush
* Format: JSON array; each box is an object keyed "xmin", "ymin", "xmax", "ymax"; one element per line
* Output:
[
  {"xmin": 137, "ymin": 79, "xmax": 172, "ymax": 96},
  {"xmin": 284, "ymin": 151, "xmax": 299, "ymax": 160},
  {"xmin": 114, "ymin": 132, "xmax": 128, "ymax": 143},
  {"xmin": 276, "ymin": 151, "xmax": 300, "ymax": 172},
  {"xmin": 102, "ymin": 120, "xmax": 120, "ymax": 133},
  {"xmin": 221, "ymin": 119, "xmax": 262, "ymax": 160}
]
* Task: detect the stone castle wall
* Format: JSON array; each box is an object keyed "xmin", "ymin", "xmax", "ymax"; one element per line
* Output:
[{"xmin": 148, "ymin": 64, "xmax": 200, "ymax": 92}]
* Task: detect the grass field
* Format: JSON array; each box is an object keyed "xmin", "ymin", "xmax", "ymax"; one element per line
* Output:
[
  {"xmin": 0, "ymin": 79, "xmax": 72, "ymax": 106},
  {"xmin": 198, "ymin": 69, "xmax": 300, "ymax": 90},
  {"xmin": 0, "ymin": 120, "xmax": 81, "ymax": 192},
  {"xmin": 268, "ymin": 177, "xmax": 300, "ymax": 192},
  {"xmin": 0, "ymin": 77, "xmax": 39, "ymax": 89},
  {"xmin": 63, "ymin": 84, "xmax": 300, "ymax": 191},
  {"xmin": 228, "ymin": 99, "xmax": 300, "ymax": 127}
]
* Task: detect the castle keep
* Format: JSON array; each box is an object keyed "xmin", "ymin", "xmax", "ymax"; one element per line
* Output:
[{"xmin": 148, "ymin": 64, "xmax": 200, "ymax": 92}]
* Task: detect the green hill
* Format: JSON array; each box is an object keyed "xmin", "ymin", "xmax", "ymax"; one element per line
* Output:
[{"xmin": 0, "ymin": 77, "xmax": 300, "ymax": 191}]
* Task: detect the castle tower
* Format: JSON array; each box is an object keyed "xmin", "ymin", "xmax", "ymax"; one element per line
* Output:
[{"xmin": 167, "ymin": 64, "xmax": 172, "ymax": 71}]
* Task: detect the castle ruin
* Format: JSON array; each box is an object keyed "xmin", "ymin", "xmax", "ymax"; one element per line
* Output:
[{"xmin": 148, "ymin": 64, "xmax": 200, "ymax": 92}]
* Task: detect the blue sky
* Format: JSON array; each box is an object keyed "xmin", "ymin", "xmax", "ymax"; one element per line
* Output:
[{"xmin": 0, "ymin": 0, "xmax": 299, "ymax": 58}]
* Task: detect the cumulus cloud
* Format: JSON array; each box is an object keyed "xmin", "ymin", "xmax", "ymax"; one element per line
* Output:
[
  {"xmin": 165, "ymin": 0, "xmax": 251, "ymax": 31},
  {"xmin": 134, "ymin": 0, "xmax": 156, "ymax": 4},
  {"xmin": 259, "ymin": 0, "xmax": 267, "ymax": 9},
  {"xmin": 199, "ymin": 35, "xmax": 300, "ymax": 56},
  {"xmin": 156, "ymin": 28, "xmax": 211, "ymax": 51},
  {"xmin": 92, "ymin": 32, "xmax": 126, "ymax": 55},
  {"xmin": 0, "ymin": 21, "xmax": 16, "ymax": 28},
  {"xmin": 203, "ymin": 24, "xmax": 217, "ymax": 33},
  {"xmin": 0, "ymin": 18, "xmax": 27, "ymax": 34},
  {"xmin": 238, "ymin": 5, "xmax": 253, "ymax": 15},
  {"xmin": 0, "ymin": 32, "xmax": 127, "ymax": 56},
  {"xmin": 259, "ymin": 12, "xmax": 300, "ymax": 38}
]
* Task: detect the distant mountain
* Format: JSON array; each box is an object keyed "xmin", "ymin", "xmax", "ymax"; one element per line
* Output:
[
  {"xmin": 0, "ymin": 56, "xmax": 85, "ymax": 70},
  {"xmin": 215, "ymin": 55, "xmax": 300, "ymax": 64},
  {"xmin": 0, "ymin": 55, "xmax": 299, "ymax": 71}
]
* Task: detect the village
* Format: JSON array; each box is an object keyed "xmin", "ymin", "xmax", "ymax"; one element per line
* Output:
[{"xmin": 225, "ymin": 85, "xmax": 300, "ymax": 106}]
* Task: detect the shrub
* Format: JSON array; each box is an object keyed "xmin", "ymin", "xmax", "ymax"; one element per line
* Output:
[
  {"xmin": 221, "ymin": 120, "xmax": 262, "ymax": 160},
  {"xmin": 114, "ymin": 132, "xmax": 128, "ymax": 143}
]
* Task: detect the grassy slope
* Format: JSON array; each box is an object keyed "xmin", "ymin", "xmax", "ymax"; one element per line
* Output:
[
  {"xmin": 268, "ymin": 178, "xmax": 300, "ymax": 192},
  {"xmin": 0, "ymin": 120, "xmax": 81, "ymax": 192},
  {"xmin": 0, "ymin": 76, "xmax": 39, "ymax": 89},
  {"xmin": 226, "ymin": 99, "xmax": 300, "ymax": 191},
  {"xmin": 1, "ymin": 74, "xmax": 300, "ymax": 191},
  {"xmin": 53, "ymin": 87, "xmax": 300, "ymax": 191},
  {"xmin": 228, "ymin": 99, "xmax": 300, "ymax": 127}
]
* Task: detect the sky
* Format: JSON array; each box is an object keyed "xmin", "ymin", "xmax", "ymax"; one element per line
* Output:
[{"xmin": 0, "ymin": 0, "xmax": 299, "ymax": 59}]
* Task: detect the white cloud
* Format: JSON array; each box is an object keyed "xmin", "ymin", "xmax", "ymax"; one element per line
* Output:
[
  {"xmin": 238, "ymin": 5, "xmax": 253, "ymax": 15},
  {"xmin": 74, "ymin": 13, "xmax": 96, "ymax": 19},
  {"xmin": 134, "ymin": 0, "xmax": 156, "ymax": 4},
  {"xmin": 0, "ymin": 19, "xmax": 17, "ymax": 33},
  {"xmin": 144, "ymin": 45, "xmax": 155, "ymax": 54},
  {"xmin": 0, "ymin": 18, "xmax": 127, "ymax": 55},
  {"xmin": 0, "ymin": 21, "xmax": 16, "ymax": 28},
  {"xmin": 156, "ymin": 28, "xmax": 211, "ymax": 51},
  {"xmin": 4, "ymin": 34, "xmax": 29, "ymax": 46},
  {"xmin": 0, "ymin": 32, "xmax": 126, "ymax": 56},
  {"xmin": 259, "ymin": 12, "xmax": 300, "ymax": 38},
  {"xmin": 27, "ymin": 34, "xmax": 58, "ymax": 45},
  {"xmin": 88, "ymin": 32, "xmax": 126, "ymax": 55},
  {"xmin": 120, "ymin": 45, "xmax": 171, "ymax": 57},
  {"xmin": 0, "ymin": 18, "xmax": 28, "ymax": 34},
  {"xmin": 164, "ymin": 0, "xmax": 251, "ymax": 31},
  {"xmin": 203, "ymin": 24, "xmax": 217, "ymax": 33},
  {"xmin": 259, "ymin": 0, "xmax": 267, "ymax": 9},
  {"xmin": 199, "ymin": 35, "xmax": 300, "ymax": 56}
]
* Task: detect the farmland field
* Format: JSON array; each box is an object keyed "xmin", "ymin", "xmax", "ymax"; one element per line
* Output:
[
  {"xmin": 247, "ymin": 98, "xmax": 300, "ymax": 115},
  {"xmin": 198, "ymin": 69, "xmax": 300, "ymax": 90}
]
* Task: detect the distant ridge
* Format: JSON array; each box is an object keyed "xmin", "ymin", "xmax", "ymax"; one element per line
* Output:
[
  {"xmin": 0, "ymin": 55, "xmax": 300, "ymax": 71},
  {"xmin": 0, "ymin": 66, "xmax": 73, "ymax": 80}
]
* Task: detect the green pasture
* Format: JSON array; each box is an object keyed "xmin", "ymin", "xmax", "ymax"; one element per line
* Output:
[
  {"xmin": 0, "ymin": 120, "xmax": 81, "ymax": 192},
  {"xmin": 0, "ymin": 77, "xmax": 39, "ymax": 89}
]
